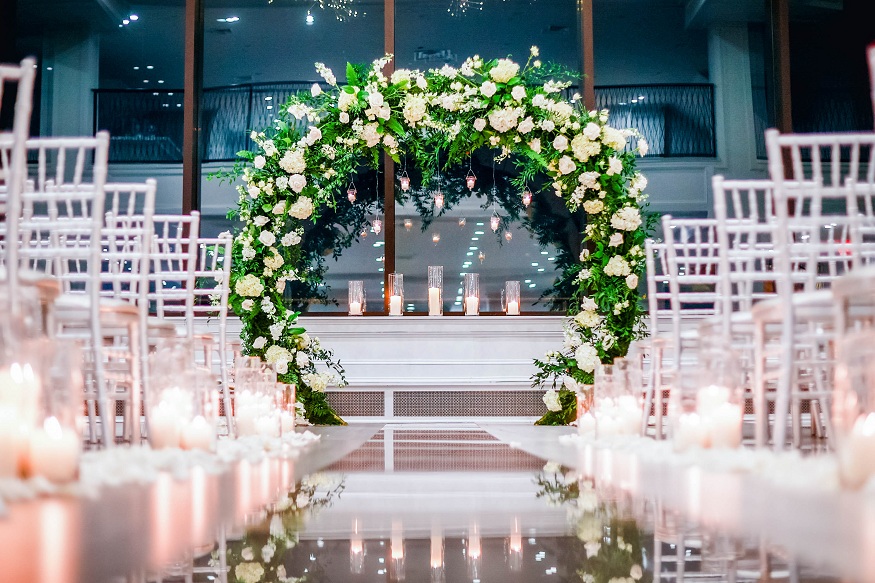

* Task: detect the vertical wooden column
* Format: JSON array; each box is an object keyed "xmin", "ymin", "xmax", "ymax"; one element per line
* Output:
[
  {"xmin": 182, "ymin": 0, "xmax": 204, "ymax": 214},
  {"xmin": 768, "ymin": 0, "xmax": 793, "ymax": 134},
  {"xmin": 382, "ymin": 0, "xmax": 396, "ymax": 313},
  {"xmin": 579, "ymin": 0, "xmax": 596, "ymax": 109}
]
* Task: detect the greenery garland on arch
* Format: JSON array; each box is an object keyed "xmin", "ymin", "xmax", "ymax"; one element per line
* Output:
[{"xmin": 219, "ymin": 47, "xmax": 652, "ymax": 426}]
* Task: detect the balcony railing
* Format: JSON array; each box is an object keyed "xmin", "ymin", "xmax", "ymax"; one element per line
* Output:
[{"xmin": 94, "ymin": 82, "xmax": 719, "ymax": 164}]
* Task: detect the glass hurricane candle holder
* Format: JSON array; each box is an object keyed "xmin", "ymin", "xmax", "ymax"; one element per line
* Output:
[
  {"xmin": 21, "ymin": 339, "xmax": 82, "ymax": 483},
  {"xmin": 348, "ymin": 280, "xmax": 365, "ymax": 316},
  {"xmin": 236, "ymin": 367, "xmax": 281, "ymax": 438},
  {"xmin": 388, "ymin": 273, "xmax": 404, "ymax": 316},
  {"xmin": 593, "ymin": 360, "xmax": 643, "ymax": 438},
  {"xmin": 0, "ymin": 341, "xmax": 42, "ymax": 478},
  {"xmin": 577, "ymin": 384, "xmax": 596, "ymax": 436},
  {"xmin": 148, "ymin": 339, "xmax": 216, "ymax": 451},
  {"xmin": 668, "ymin": 348, "xmax": 743, "ymax": 452},
  {"xmin": 833, "ymin": 332, "xmax": 875, "ymax": 489},
  {"xmin": 503, "ymin": 281, "xmax": 521, "ymax": 315},
  {"xmin": 276, "ymin": 383, "xmax": 296, "ymax": 435},
  {"xmin": 464, "ymin": 273, "xmax": 479, "ymax": 316},
  {"xmin": 428, "ymin": 266, "xmax": 443, "ymax": 316}
]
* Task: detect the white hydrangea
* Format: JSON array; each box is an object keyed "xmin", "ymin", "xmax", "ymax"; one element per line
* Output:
[
  {"xmin": 607, "ymin": 156, "xmax": 623, "ymax": 176},
  {"xmin": 303, "ymin": 372, "xmax": 329, "ymax": 392},
  {"xmin": 235, "ymin": 274, "xmax": 264, "ymax": 297},
  {"xmin": 543, "ymin": 389, "xmax": 561, "ymax": 412},
  {"xmin": 488, "ymin": 107, "xmax": 523, "ymax": 133},
  {"xmin": 265, "ymin": 345, "xmax": 292, "ymax": 365},
  {"xmin": 261, "ymin": 296, "xmax": 276, "ymax": 315},
  {"xmin": 540, "ymin": 119, "xmax": 555, "ymax": 132},
  {"xmin": 603, "ymin": 126, "xmax": 627, "ymax": 151},
  {"xmin": 571, "ymin": 134, "xmax": 601, "ymax": 162},
  {"xmin": 574, "ymin": 343, "xmax": 600, "ymax": 373},
  {"xmin": 610, "ymin": 206, "xmax": 642, "ymax": 231},
  {"xmin": 338, "ymin": 89, "xmax": 358, "ymax": 111},
  {"xmin": 264, "ymin": 251, "xmax": 284, "ymax": 270},
  {"xmin": 583, "ymin": 199, "xmax": 604, "ymax": 214},
  {"xmin": 269, "ymin": 322, "xmax": 285, "ymax": 340},
  {"xmin": 531, "ymin": 94, "xmax": 548, "ymax": 108},
  {"xmin": 490, "ymin": 58, "xmax": 520, "ymax": 83},
  {"xmin": 574, "ymin": 310, "xmax": 601, "ymax": 329},
  {"xmin": 361, "ymin": 123, "xmax": 380, "ymax": 147},
  {"xmin": 604, "ymin": 255, "xmax": 632, "ymax": 277},
  {"xmin": 241, "ymin": 246, "xmax": 256, "ymax": 261},
  {"xmin": 289, "ymin": 197, "xmax": 314, "ymax": 219}
]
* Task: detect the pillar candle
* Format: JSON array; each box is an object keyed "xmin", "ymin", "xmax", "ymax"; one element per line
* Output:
[
  {"xmin": 0, "ymin": 405, "xmax": 29, "ymax": 477},
  {"xmin": 506, "ymin": 300, "xmax": 520, "ymax": 316},
  {"xmin": 28, "ymin": 417, "xmax": 80, "ymax": 483},
  {"xmin": 389, "ymin": 295, "xmax": 403, "ymax": 316},
  {"xmin": 708, "ymin": 403, "xmax": 743, "ymax": 449},
  {"xmin": 349, "ymin": 301, "xmax": 363, "ymax": 316},
  {"xmin": 149, "ymin": 402, "xmax": 183, "ymax": 449},
  {"xmin": 465, "ymin": 296, "xmax": 479, "ymax": 316},
  {"xmin": 181, "ymin": 415, "xmax": 214, "ymax": 451},
  {"xmin": 428, "ymin": 287, "xmax": 441, "ymax": 316},
  {"xmin": 839, "ymin": 413, "xmax": 875, "ymax": 489},
  {"xmin": 674, "ymin": 413, "xmax": 708, "ymax": 451}
]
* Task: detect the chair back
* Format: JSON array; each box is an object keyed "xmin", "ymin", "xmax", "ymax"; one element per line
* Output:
[{"xmin": 148, "ymin": 212, "xmax": 201, "ymax": 323}]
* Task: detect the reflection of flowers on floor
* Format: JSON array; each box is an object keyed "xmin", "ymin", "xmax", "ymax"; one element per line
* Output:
[
  {"xmin": 536, "ymin": 463, "xmax": 651, "ymax": 583},
  {"xmin": 213, "ymin": 472, "xmax": 345, "ymax": 583}
]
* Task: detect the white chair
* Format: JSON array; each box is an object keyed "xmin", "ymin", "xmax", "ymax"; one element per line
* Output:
[
  {"xmin": 643, "ymin": 238, "xmax": 671, "ymax": 438},
  {"xmin": 757, "ymin": 128, "xmax": 875, "ymax": 448},
  {"xmin": 12, "ymin": 132, "xmax": 114, "ymax": 445},
  {"xmin": 868, "ymin": 42, "xmax": 875, "ymax": 125},
  {"xmin": 0, "ymin": 57, "xmax": 36, "ymax": 220}
]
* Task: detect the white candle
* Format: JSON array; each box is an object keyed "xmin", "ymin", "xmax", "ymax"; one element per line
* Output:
[
  {"xmin": 673, "ymin": 413, "xmax": 708, "ymax": 451},
  {"xmin": 506, "ymin": 300, "xmax": 520, "ymax": 315},
  {"xmin": 28, "ymin": 416, "xmax": 80, "ymax": 483},
  {"xmin": 0, "ymin": 405, "xmax": 29, "ymax": 477},
  {"xmin": 430, "ymin": 533, "xmax": 443, "ymax": 568},
  {"xmin": 465, "ymin": 295, "xmax": 479, "ymax": 316},
  {"xmin": 696, "ymin": 385, "xmax": 730, "ymax": 416},
  {"xmin": 256, "ymin": 414, "xmax": 280, "ymax": 437},
  {"xmin": 0, "ymin": 364, "xmax": 41, "ymax": 427},
  {"xmin": 389, "ymin": 295, "xmax": 403, "ymax": 316},
  {"xmin": 708, "ymin": 403, "xmax": 743, "ymax": 449},
  {"xmin": 428, "ymin": 287, "xmax": 442, "ymax": 316},
  {"xmin": 280, "ymin": 411, "xmax": 295, "ymax": 434},
  {"xmin": 839, "ymin": 413, "xmax": 875, "ymax": 489},
  {"xmin": 578, "ymin": 411, "xmax": 596, "ymax": 436},
  {"xmin": 181, "ymin": 415, "xmax": 214, "ymax": 450},
  {"xmin": 148, "ymin": 401, "xmax": 183, "ymax": 449},
  {"xmin": 349, "ymin": 301, "xmax": 362, "ymax": 316}
]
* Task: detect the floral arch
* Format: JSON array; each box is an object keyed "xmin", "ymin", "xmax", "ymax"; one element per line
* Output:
[{"xmin": 222, "ymin": 49, "xmax": 652, "ymax": 426}]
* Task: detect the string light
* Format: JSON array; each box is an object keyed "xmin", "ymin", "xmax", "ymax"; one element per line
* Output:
[
  {"xmin": 403, "ymin": 218, "xmax": 413, "ymax": 231},
  {"xmin": 458, "ymin": 218, "xmax": 467, "ymax": 227},
  {"xmin": 372, "ymin": 218, "xmax": 382, "ymax": 235},
  {"xmin": 504, "ymin": 231, "xmax": 513, "ymax": 241},
  {"xmin": 465, "ymin": 154, "xmax": 476, "ymax": 190},
  {"xmin": 490, "ymin": 212, "xmax": 500, "ymax": 233},
  {"xmin": 522, "ymin": 187, "xmax": 532, "ymax": 208},
  {"xmin": 432, "ymin": 233, "xmax": 441, "ymax": 244},
  {"xmin": 347, "ymin": 181, "xmax": 357, "ymax": 203}
]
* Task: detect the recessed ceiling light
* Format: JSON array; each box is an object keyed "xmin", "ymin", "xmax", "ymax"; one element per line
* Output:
[
  {"xmin": 524, "ymin": 279, "xmax": 532, "ymax": 283},
  {"xmin": 143, "ymin": 79, "xmax": 149, "ymax": 83},
  {"xmin": 529, "ymin": 283, "xmax": 536, "ymax": 288},
  {"xmin": 46, "ymin": 67, "xmax": 52, "ymax": 71},
  {"xmin": 531, "ymin": 262, "xmax": 538, "ymax": 266},
  {"xmin": 469, "ymin": 246, "xmax": 478, "ymax": 250},
  {"xmin": 266, "ymin": 105, "xmax": 273, "ymax": 110},
  {"xmin": 157, "ymin": 80, "xmax": 164, "ymax": 84},
  {"xmin": 146, "ymin": 65, "xmax": 154, "ymax": 70},
  {"xmin": 474, "ymin": 230, "xmax": 484, "ymax": 235},
  {"xmin": 476, "ymin": 222, "xmax": 484, "ymax": 226},
  {"xmin": 122, "ymin": 19, "xmax": 130, "ymax": 25},
  {"xmin": 540, "ymin": 251, "xmax": 548, "ymax": 255},
  {"xmin": 133, "ymin": 66, "xmax": 140, "ymax": 70},
  {"xmin": 537, "ymin": 268, "xmax": 545, "ymax": 272},
  {"xmin": 264, "ymin": 96, "xmax": 272, "ymax": 101},
  {"xmin": 466, "ymin": 252, "xmax": 473, "ymax": 256},
  {"xmin": 152, "ymin": 92, "xmax": 159, "ymax": 96},
  {"xmin": 129, "ymin": 14, "xmax": 139, "ymax": 21},
  {"xmin": 306, "ymin": 11, "xmax": 315, "ymax": 24}
]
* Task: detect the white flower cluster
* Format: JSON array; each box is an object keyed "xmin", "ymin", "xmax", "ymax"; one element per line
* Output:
[{"xmin": 302, "ymin": 372, "xmax": 332, "ymax": 393}]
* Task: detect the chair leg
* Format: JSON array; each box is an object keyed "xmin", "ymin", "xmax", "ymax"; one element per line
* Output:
[
  {"xmin": 791, "ymin": 398, "xmax": 802, "ymax": 448},
  {"xmin": 753, "ymin": 320, "xmax": 768, "ymax": 447}
]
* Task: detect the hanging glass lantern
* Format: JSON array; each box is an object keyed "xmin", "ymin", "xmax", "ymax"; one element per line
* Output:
[
  {"xmin": 458, "ymin": 217, "xmax": 467, "ymax": 227},
  {"xmin": 347, "ymin": 182, "xmax": 357, "ymax": 203},
  {"xmin": 490, "ymin": 213, "xmax": 500, "ymax": 232},
  {"xmin": 432, "ymin": 232, "xmax": 441, "ymax": 244},
  {"xmin": 434, "ymin": 191, "xmax": 444, "ymax": 209},
  {"xmin": 504, "ymin": 231, "xmax": 513, "ymax": 242},
  {"xmin": 403, "ymin": 218, "xmax": 413, "ymax": 232},
  {"xmin": 372, "ymin": 218, "xmax": 382, "ymax": 235},
  {"xmin": 522, "ymin": 187, "xmax": 532, "ymax": 208},
  {"xmin": 399, "ymin": 171, "xmax": 411, "ymax": 192},
  {"xmin": 465, "ymin": 169, "xmax": 477, "ymax": 190},
  {"xmin": 478, "ymin": 251, "xmax": 486, "ymax": 264},
  {"xmin": 359, "ymin": 228, "xmax": 368, "ymax": 238}
]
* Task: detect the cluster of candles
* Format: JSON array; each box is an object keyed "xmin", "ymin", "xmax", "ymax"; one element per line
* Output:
[
  {"xmin": 349, "ymin": 270, "xmax": 522, "ymax": 316},
  {"xmin": 672, "ymin": 385, "xmax": 743, "ymax": 451},
  {"xmin": 0, "ymin": 362, "xmax": 81, "ymax": 483},
  {"xmin": 148, "ymin": 386, "xmax": 215, "ymax": 450}
]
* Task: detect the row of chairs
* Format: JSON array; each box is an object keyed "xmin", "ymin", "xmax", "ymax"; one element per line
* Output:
[
  {"xmin": 644, "ymin": 124, "xmax": 875, "ymax": 449},
  {"xmin": 1, "ymin": 57, "xmax": 235, "ymax": 446}
]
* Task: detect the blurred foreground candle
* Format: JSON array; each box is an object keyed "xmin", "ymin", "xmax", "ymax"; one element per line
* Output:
[
  {"xmin": 389, "ymin": 273, "xmax": 404, "ymax": 316},
  {"xmin": 28, "ymin": 416, "xmax": 79, "ymax": 483},
  {"xmin": 181, "ymin": 415, "xmax": 213, "ymax": 450},
  {"xmin": 838, "ymin": 414, "xmax": 875, "ymax": 489},
  {"xmin": 428, "ymin": 266, "xmax": 443, "ymax": 316}
]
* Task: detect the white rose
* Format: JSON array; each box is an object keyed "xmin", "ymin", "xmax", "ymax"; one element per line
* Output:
[
  {"xmin": 558, "ymin": 155, "xmax": 576, "ymax": 175},
  {"xmin": 543, "ymin": 389, "xmax": 561, "ymax": 412},
  {"xmin": 368, "ymin": 91, "xmax": 384, "ymax": 108},
  {"xmin": 473, "ymin": 118, "xmax": 487, "ymax": 132},
  {"xmin": 541, "ymin": 119, "xmax": 555, "ymax": 132},
  {"xmin": 630, "ymin": 565, "xmax": 643, "ymax": 580},
  {"xmin": 247, "ymin": 186, "xmax": 260, "ymax": 198},
  {"xmin": 608, "ymin": 232, "xmax": 624, "ymax": 247},
  {"xmin": 288, "ymin": 197, "xmax": 314, "ymax": 220},
  {"xmin": 305, "ymin": 125, "xmax": 322, "ymax": 146},
  {"xmin": 241, "ymin": 547, "xmax": 254, "ymax": 561},
  {"xmin": 574, "ymin": 343, "xmax": 600, "ymax": 373},
  {"xmin": 339, "ymin": 111, "xmax": 350, "ymax": 123},
  {"xmin": 338, "ymin": 89, "xmax": 357, "ymax": 111},
  {"xmin": 253, "ymin": 155, "xmax": 266, "ymax": 169},
  {"xmin": 604, "ymin": 255, "xmax": 632, "ymax": 277},
  {"xmin": 416, "ymin": 75, "xmax": 427, "ymax": 90},
  {"xmin": 511, "ymin": 85, "xmax": 526, "ymax": 101},
  {"xmin": 529, "ymin": 138, "xmax": 541, "ymax": 153},
  {"xmin": 288, "ymin": 174, "xmax": 307, "ymax": 193},
  {"xmin": 518, "ymin": 117, "xmax": 534, "ymax": 134},
  {"xmin": 274, "ymin": 360, "xmax": 288, "ymax": 375},
  {"xmin": 610, "ymin": 206, "xmax": 642, "ymax": 231},
  {"xmin": 553, "ymin": 135, "xmax": 569, "ymax": 152},
  {"xmin": 252, "ymin": 336, "xmax": 267, "ymax": 349},
  {"xmin": 583, "ymin": 122, "xmax": 601, "ymax": 140},
  {"xmin": 272, "ymin": 202, "xmax": 285, "ymax": 215},
  {"xmin": 242, "ymin": 299, "xmax": 254, "ymax": 311},
  {"xmin": 281, "ymin": 231, "xmax": 302, "ymax": 246},
  {"xmin": 480, "ymin": 81, "xmax": 497, "ymax": 98},
  {"xmin": 259, "ymin": 230, "xmax": 276, "ymax": 246},
  {"xmin": 579, "ymin": 248, "xmax": 590, "ymax": 261},
  {"xmin": 607, "ymin": 156, "xmax": 623, "ymax": 176},
  {"xmin": 637, "ymin": 138, "xmax": 649, "ymax": 156},
  {"xmin": 296, "ymin": 351, "xmax": 309, "ymax": 367},
  {"xmin": 580, "ymin": 296, "xmax": 598, "ymax": 311},
  {"xmin": 531, "ymin": 94, "xmax": 548, "ymax": 108},
  {"xmin": 253, "ymin": 215, "xmax": 269, "ymax": 227},
  {"xmin": 583, "ymin": 199, "xmax": 604, "ymax": 214},
  {"xmin": 311, "ymin": 83, "xmax": 322, "ymax": 97},
  {"xmin": 626, "ymin": 273, "xmax": 639, "ymax": 289}
]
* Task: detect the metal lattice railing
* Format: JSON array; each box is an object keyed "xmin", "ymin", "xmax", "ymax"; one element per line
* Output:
[
  {"xmin": 95, "ymin": 82, "xmax": 718, "ymax": 163},
  {"xmin": 594, "ymin": 84, "xmax": 716, "ymax": 157}
]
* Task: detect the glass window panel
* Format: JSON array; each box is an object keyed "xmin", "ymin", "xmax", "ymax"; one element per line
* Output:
[
  {"xmin": 200, "ymin": 0, "xmax": 385, "ymax": 315},
  {"xmin": 393, "ymin": 0, "xmax": 581, "ymax": 313}
]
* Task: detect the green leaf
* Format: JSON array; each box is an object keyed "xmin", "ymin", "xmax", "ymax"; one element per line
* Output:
[
  {"xmin": 346, "ymin": 62, "xmax": 359, "ymax": 86},
  {"xmin": 386, "ymin": 117, "xmax": 404, "ymax": 135}
]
